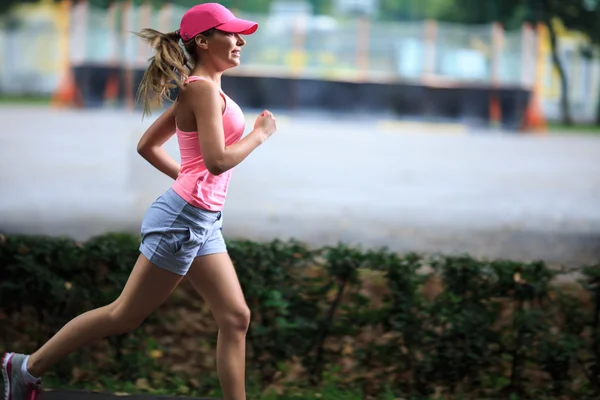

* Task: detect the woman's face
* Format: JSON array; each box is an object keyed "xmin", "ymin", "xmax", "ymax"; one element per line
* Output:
[{"xmin": 197, "ymin": 30, "xmax": 247, "ymax": 71}]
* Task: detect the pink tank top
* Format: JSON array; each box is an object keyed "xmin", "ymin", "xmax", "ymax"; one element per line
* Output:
[{"xmin": 171, "ymin": 76, "xmax": 246, "ymax": 211}]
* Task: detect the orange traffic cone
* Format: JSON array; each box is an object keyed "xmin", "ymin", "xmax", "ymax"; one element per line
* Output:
[
  {"xmin": 520, "ymin": 94, "xmax": 547, "ymax": 133},
  {"xmin": 51, "ymin": 68, "xmax": 82, "ymax": 108},
  {"xmin": 103, "ymin": 73, "xmax": 119, "ymax": 108},
  {"xmin": 489, "ymin": 93, "xmax": 502, "ymax": 129}
]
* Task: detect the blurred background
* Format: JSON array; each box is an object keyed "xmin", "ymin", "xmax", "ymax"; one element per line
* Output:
[{"xmin": 1, "ymin": 0, "xmax": 599, "ymax": 267}]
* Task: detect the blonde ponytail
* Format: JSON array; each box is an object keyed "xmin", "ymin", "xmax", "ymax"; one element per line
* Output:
[{"xmin": 134, "ymin": 29, "xmax": 190, "ymax": 117}]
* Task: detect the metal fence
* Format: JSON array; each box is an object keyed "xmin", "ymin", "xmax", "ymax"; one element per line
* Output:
[{"xmin": 0, "ymin": 1, "xmax": 598, "ymax": 121}]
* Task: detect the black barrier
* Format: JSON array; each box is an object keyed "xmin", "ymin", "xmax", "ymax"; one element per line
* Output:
[
  {"xmin": 72, "ymin": 64, "xmax": 531, "ymax": 130},
  {"xmin": 72, "ymin": 64, "xmax": 122, "ymax": 108}
]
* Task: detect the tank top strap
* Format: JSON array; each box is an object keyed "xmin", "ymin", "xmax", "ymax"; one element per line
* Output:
[
  {"xmin": 181, "ymin": 75, "xmax": 228, "ymax": 111},
  {"xmin": 184, "ymin": 76, "xmax": 223, "ymax": 93},
  {"xmin": 184, "ymin": 75, "xmax": 208, "ymax": 85}
]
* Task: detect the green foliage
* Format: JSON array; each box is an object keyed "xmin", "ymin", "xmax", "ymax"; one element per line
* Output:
[
  {"xmin": 1, "ymin": 232, "xmax": 599, "ymax": 399},
  {"xmin": 434, "ymin": 0, "xmax": 600, "ymax": 43},
  {"xmin": 540, "ymin": 0, "xmax": 600, "ymax": 45}
]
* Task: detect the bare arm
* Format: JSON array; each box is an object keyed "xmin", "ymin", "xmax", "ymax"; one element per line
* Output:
[
  {"xmin": 137, "ymin": 103, "xmax": 180, "ymax": 180},
  {"xmin": 187, "ymin": 80, "xmax": 275, "ymax": 176}
]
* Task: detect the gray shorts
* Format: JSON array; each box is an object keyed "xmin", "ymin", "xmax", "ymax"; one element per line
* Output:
[{"xmin": 139, "ymin": 188, "xmax": 227, "ymax": 275}]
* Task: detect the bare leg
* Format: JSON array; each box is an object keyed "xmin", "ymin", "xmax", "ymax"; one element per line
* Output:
[
  {"xmin": 186, "ymin": 253, "xmax": 250, "ymax": 400},
  {"xmin": 26, "ymin": 254, "xmax": 184, "ymax": 377}
]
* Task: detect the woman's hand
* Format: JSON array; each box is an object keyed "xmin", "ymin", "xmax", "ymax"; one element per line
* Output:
[{"xmin": 253, "ymin": 110, "xmax": 277, "ymax": 141}]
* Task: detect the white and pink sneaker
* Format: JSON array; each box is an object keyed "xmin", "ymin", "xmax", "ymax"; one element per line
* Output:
[{"xmin": 2, "ymin": 353, "xmax": 42, "ymax": 400}]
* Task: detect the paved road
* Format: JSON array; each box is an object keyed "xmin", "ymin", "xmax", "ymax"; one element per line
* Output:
[{"xmin": 1, "ymin": 105, "xmax": 599, "ymax": 267}]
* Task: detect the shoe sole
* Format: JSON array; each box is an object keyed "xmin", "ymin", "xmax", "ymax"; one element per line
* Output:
[{"xmin": 2, "ymin": 353, "xmax": 13, "ymax": 400}]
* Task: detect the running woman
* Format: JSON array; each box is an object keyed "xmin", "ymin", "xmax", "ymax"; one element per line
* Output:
[{"xmin": 2, "ymin": 3, "xmax": 276, "ymax": 400}]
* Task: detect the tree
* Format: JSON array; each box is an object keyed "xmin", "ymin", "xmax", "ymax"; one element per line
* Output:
[
  {"xmin": 538, "ymin": 0, "xmax": 573, "ymax": 125},
  {"xmin": 531, "ymin": 0, "xmax": 600, "ymax": 125},
  {"xmin": 553, "ymin": 0, "xmax": 600, "ymax": 125},
  {"xmin": 0, "ymin": 0, "xmax": 42, "ymax": 15}
]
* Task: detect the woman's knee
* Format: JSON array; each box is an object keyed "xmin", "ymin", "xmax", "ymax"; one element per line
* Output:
[
  {"xmin": 218, "ymin": 305, "xmax": 251, "ymax": 334},
  {"xmin": 107, "ymin": 301, "xmax": 147, "ymax": 333}
]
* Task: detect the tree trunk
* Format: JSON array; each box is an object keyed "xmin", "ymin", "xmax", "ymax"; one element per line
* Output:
[
  {"xmin": 541, "ymin": 0, "xmax": 573, "ymax": 125},
  {"xmin": 596, "ymin": 82, "xmax": 600, "ymax": 126}
]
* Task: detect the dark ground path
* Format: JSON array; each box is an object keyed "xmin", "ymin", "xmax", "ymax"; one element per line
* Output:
[{"xmin": 2, "ymin": 385, "xmax": 215, "ymax": 400}]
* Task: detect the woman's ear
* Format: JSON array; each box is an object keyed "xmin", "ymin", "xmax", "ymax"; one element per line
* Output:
[{"xmin": 195, "ymin": 34, "xmax": 208, "ymax": 49}]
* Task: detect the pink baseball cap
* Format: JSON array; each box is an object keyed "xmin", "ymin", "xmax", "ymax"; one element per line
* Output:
[{"xmin": 178, "ymin": 3, "xmax": 258, "ymax": 41}]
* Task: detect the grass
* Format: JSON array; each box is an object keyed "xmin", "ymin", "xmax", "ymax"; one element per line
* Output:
[
  {"xmin": 547, "ymin": 121, "xmax": 600, "ymax": 135},
  {"xmin": 0, "ymin": 94, "xmax": 51, "ymax": 105}
]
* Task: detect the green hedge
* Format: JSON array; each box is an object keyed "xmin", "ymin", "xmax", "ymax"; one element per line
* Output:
[{"xmin": 1, "ymin": 232, "xmax": 600, "ymax": 399}]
